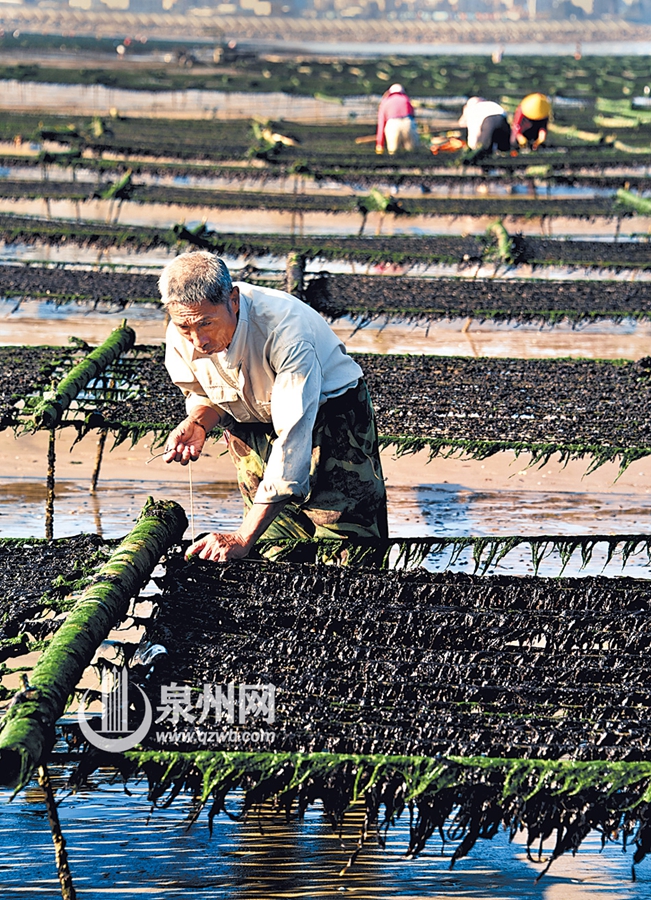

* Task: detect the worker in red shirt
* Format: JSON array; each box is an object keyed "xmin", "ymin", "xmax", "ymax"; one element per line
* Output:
[
  {"xmin": 511, "ymin": 93, "xmax": 551, "ymax": 150},
  {"xmin": 375, "ymin": 84, "xmax": 419, "ymax": 155}
]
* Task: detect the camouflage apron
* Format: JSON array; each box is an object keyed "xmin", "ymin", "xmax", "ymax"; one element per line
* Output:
[{"xmin": 224, "ymin": 379, "xmax": 388, "ymax": 544}]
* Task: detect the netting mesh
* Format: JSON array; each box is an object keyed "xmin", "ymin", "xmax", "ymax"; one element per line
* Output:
[{"xmin": 144, "ymin": 554, "xmax": 651, "ymax": 762}]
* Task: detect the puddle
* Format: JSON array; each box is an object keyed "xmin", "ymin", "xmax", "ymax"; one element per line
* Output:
[
  {"xmin": 0, "ymin": 197, "xmax": 637, "ymax": 239},
  {"xmin": 3, "ymin": 298, "xmax": 651, "ymax": 358}
]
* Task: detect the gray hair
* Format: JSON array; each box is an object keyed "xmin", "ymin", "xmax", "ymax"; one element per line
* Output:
[{"xmin": 158, "ymin": 251, "xmax": 233, "ymax": 308}]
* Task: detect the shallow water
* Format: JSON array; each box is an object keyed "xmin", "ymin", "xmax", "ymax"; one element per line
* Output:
[
  {"xmin": 2, "ymin": 476, "xmax": 650, "ymax": 579},
  {"xmin": 0, "ymin": 768, "xmax": 646, "ymax": 900},
  {"xmin": 0, "ymin": 197, "xmax": 637, "ymax": 239},
  {"xmin": 3, "ymin": 298, "xmax": 651, "ymax": 359}
]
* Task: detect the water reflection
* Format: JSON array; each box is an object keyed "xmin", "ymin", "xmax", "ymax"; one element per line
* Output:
[
  {"xmin": 0, "ymin": 771, "xmax": 645, "ymax": 899},
  {"xmin": 1, "ymin": 477, "xmax": 650, "ymax": 578}
]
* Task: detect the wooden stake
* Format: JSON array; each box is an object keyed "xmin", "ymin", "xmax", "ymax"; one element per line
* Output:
[
  {"xmin": 46, "ymin": 429, "xmax": 56, "ymax": 541},
  {"xmin": 285, "ymin": 252, "xmax": 305, "ymax": 296},
  {"xmin": 38, "ymin": 765, "xmax": 77, "ymax": 900},
  {"xmin": 90, "ymin": 429, "xmax": 108, "ymax": 494}
]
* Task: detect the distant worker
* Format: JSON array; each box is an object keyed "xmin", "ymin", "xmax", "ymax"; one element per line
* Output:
[
  {"xmin": 375, "ymin": 84, "xmax": 419, "ymax": 155},
  {"xmin": 458, "ymin": 97, "xmax": 510, "ymax": 156},
  {"xmin": 511, "ymin": 93, "xmax": 551, "ymax": 151}
]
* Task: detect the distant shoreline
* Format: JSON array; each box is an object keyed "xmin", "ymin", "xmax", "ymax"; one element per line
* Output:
[{"xmin": 1, "ymin": 7, "xmax": 651, "ymax": 53}]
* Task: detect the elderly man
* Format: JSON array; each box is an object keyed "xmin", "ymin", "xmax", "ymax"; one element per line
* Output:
[{"xmin": 161, "ymin": 251, "xmax": 388, "ymax": 562}]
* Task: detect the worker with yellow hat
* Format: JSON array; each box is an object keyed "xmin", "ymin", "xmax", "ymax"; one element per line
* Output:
[{"xmin": 511, "ymin": 93, "xmax": 551, "ymax": 150}]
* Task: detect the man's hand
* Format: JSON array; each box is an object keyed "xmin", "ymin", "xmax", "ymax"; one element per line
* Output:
[
  {"xmin": 185, "ymin": 499, "xmax": 291, "ymax": 563},
  {"xmin": 163, "ymin": 418, "xmax": 207, "ymax": 465},
  {"xmin": 186, "ymin": 531, "xmax": 252, "ymax": 562}
]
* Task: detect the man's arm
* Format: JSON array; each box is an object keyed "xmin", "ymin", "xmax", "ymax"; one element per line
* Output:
[
  {"xmin": 185, "ymin": 498, "xmax": 291, "ymax": 561},
  {"xmin": 376, "ymin": 98, "xmax": 387, "ymax": 152}
]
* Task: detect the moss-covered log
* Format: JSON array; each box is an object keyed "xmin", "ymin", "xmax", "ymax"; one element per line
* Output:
[
  {"xmin": 29, "ymin": 322, "xmax": 135, "ymax": 430},
  {"xmin": 0, "ymin": 498, "xmax": 187, "ymax": 790}
]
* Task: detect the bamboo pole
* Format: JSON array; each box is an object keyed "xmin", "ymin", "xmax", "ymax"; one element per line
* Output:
[
  {"xmin": 30, "ymin": 322, "xmax": 135, "ymax": 431},
  {"xmin": 45, "ymin": 429, "xmax": 56, "ymax": 541},
  {"xmin": 0, "ymin": 498, "xmax": 188, "ymax": 789},
  {"xmin": 38, "ymin": 765, "xmax": 77, "ymax": 900}
]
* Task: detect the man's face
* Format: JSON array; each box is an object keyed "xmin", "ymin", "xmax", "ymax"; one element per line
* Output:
[{"xmin": 169, "ymin": 289, "xmax": 240, "ymax": 355}]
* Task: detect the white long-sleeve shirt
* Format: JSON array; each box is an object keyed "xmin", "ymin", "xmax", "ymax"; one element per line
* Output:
[
  {"xmin": 165, "ymin": 282, "xmax": 362, "ymax": 504},
  {"xmin": 459, "ymin": 99, "xmax": 507, "ymax": 150}
]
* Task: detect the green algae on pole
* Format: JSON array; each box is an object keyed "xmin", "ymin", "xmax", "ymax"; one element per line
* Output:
[
  {"xmin": 29, "ymin": 322, "xmax": 135, "ymax": 431},
  {"xmin": 0, "ymin": 498, "xmax": 187, "ymax": 790},
  {"xmin": 484, "ymin": 219, "xmax": 515, "ymax": 265}
]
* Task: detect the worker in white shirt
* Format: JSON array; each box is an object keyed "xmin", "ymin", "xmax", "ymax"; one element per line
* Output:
[{"xmin": 459, "ymin": 97, "xmax": 511, "ymax": 155}]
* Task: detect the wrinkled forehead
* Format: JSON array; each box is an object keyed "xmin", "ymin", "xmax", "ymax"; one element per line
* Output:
[{"xmin": 168, "ymin": 300, "xmax": 217, "ymax": 325}]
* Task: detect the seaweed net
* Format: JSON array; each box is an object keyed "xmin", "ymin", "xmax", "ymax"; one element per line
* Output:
[
  {"xmin": 2, "ymin": 216, "xmax": 651, "ymax": 270},
  {"xmin": 144, "ymin": 555, "xmax": 651, "ymax": 762},
  {"xmin": 0, "ymin": 344, "xmax": 184, "ymax": 442},
  {"xmin": 0, "ymin": 534, "xmax": 113, "ymax": 668},
  {"xmin": 0, "ymin": 345, "xmax": 81, "ymax": 430},
  {"xmin": 105, "ymin": 556, "xmax": 651, "ymax": 873},
  {"xmin": 255, "ymin": 533, "xmax": 651, "ymax": 574},
  {"xmin": 8, "ymin": 266, "xmax": 651, "ymax": 325},
  {"xmin": 306, "ymin": 273, "xmax": 651, "ymax": 324},
  {"xmin": 362, "ymin": 353, "xmax": 651, "ymax": 471},
  {"xmin": 0, "ymin": 178, "xmax": 628, "ymax": 220},
  {"xmin": 6, "ymin": 346, "xmax": 651, "ymax": 472},
  {"xmin": 0, "ymin": 265, "xmax": 160, "ymax": 307}
]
